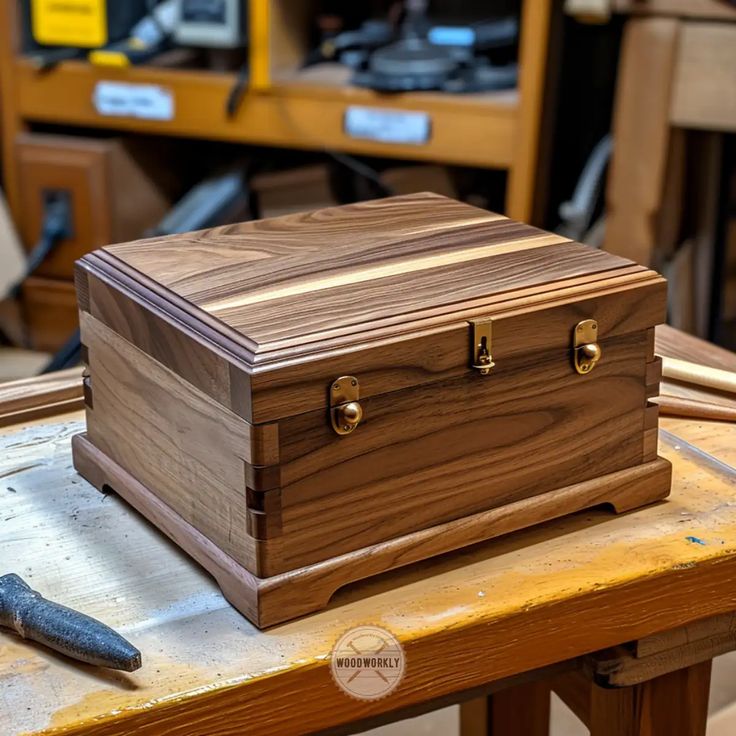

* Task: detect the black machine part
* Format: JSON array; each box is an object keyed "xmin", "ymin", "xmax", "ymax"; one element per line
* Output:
[{"xmin": 346, "ymin": 1, "xmax": 519, "ymax": 94}]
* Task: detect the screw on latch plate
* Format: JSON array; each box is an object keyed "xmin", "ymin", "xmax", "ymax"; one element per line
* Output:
[
  {"xmin": 574, "ymin": 319, "xmax": 602, "ymax": 375},
  {"xmin": 470, "ymin": 318, "xmax": 495, "ymax": 376},
  {"xmin": 330, "ymin": 376, "xmax": 363, "ymax": 436}
]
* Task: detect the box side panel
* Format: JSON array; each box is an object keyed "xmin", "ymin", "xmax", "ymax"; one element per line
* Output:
[
  {"xmin": 80, "ymin": 312, "xmax": 279, "ymax": 574},
  {"xmin": 81, "ymin": 266, "xmax": 254, "ymax": 421},
  {"xmin": 257, "ymin": 330, "xmax": 651, "ymax": 574}
]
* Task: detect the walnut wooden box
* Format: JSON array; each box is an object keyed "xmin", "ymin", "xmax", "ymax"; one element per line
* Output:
[{"xmin": 72, "ymin": 193, "xmax": 672, "ymax": 627}]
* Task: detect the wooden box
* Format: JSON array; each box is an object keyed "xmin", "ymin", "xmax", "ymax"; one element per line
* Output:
[{"xmin": 72, "ymin": 193, "xmax": 672, "ymax": 627}]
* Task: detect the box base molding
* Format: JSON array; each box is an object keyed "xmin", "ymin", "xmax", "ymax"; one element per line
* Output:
[{"xmin": 72, "ymin": 433, "xmax": 672, "ymax": 629}]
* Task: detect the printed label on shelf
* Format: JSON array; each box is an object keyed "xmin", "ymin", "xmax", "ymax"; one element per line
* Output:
[
  {"xmin": 344, "ymin": 106, "xmax": 431, "ymax": 145},
  {"xmin": 93, "ymin": 82, "xmax": 175, "ymax": 121}
]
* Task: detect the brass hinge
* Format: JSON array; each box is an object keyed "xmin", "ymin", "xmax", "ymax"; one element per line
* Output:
[{"xmin": 470, "ymin": 319, "xmax": 495, "ymax": 376}]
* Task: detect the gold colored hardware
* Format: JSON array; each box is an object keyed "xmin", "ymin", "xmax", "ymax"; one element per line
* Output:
[
  {"xmin": 574, "ymin": 319, "xmax": 602, "ymax": 375},
  {"xmin": 330, "ymin": 376, "xmax": 363, "ymax": 435},
  {"xmin": 470, "ymin": 318, "xmax": 495, "ymax": 375}
]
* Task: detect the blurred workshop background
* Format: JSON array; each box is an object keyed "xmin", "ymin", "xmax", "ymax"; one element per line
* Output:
[
  {"xmin": 1, "ymin": 1, "xmax": 736, "ymax": 733},
  {"xmin": 1, "ymin": 0, "xmax": 736, "ymax": 378}
]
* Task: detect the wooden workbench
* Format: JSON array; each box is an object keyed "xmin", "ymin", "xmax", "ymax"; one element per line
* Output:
[{"xmin": 2, "ymin": 327, "xmax": 736, "ymax": 735}]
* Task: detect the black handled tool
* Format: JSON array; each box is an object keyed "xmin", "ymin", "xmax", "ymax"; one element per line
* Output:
[{"xmin": 0, "ymin": 574, "xmax": 142, "ymax": 672}]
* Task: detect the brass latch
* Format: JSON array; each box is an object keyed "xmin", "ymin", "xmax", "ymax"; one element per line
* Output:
[
  {"xmin": 470, "ymin": 319, "xmax": 495, "ymax": 376},
  {"xmin": 330, "ymin": 376, "xmax": 363, "ymax": 436},
  {"xmin": 574, "ymin": 319, "xmax": 602, "ymax": 375}
]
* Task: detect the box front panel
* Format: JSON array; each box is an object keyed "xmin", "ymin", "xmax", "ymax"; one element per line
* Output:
[{"xmin": 252, "ymin": 329, "xmax": 654, "ymax": 575}]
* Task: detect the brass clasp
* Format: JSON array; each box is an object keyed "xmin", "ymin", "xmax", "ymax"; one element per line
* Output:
[
  {"xmin": 574, "ymin": 319, "xmax": 602, "ymax": 374},
  {"xmin": 470, "ymin": 319, "xmax": 495, "ymax": 376},
  {"xmin": 330, "ymin": 376, "xmax": 363, "ymax": 436}
]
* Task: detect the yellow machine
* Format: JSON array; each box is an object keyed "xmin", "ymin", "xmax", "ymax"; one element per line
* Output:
[{"xmin": 28, "ymin": 0, "xmax": 147, "ymax": 49}]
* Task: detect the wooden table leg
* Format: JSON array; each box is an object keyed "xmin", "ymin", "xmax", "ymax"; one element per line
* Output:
[
  {"xmin": 459, "ymin": 681, "xmax": 551, "ymax": 736},
  {"xmin": 588, "ymin": 660, "xmax": 712, "ymax": 736}
]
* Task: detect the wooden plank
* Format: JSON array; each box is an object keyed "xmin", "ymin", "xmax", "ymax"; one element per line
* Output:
[
  {"xmin": 635, "ymin": 611, "xmax": 736, "ymax": 658},
  {"xmin": 13, "ymin": 60, "xmax": 519, "ymax": 169},
  {"xmin": 0, "ymin": 366, "xmax": 84, "ymax": 427},
  {"xmin": 505, "ymin": 0, "xmax": 554, "ymax": 223},
  {"xmin": 655, "ymin": 396, "xmax": 736, "ymax": 422},
  {"xmin": 671, "ymin": 23, "xmax": 736, "ymax": 132},
  {"xmin": 656, "ymin": 323, "xmax": 736, "ymax": 372},
  {"xmin": 604, "ymin": 17, "xmax": 680, "ymax": 265},
  {"xmin": 662, "ymin": 357, "xmax": 736, "ymax": 395},
  {"xmin": 248, "ymin": 0, "xmax": 270, "ymax": 90}
]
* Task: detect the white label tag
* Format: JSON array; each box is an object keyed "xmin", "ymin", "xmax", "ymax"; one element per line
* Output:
[
  {"xmin": 93, "ymin": 81, "xmax": 175, "ymax": 121},
  {"xmin": 344, "ymin": 106, "xmax": 431, "ymax": 145}
]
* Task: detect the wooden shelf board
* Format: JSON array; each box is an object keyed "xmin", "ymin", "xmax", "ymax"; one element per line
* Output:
[{"xmin": 14, "ymin": 59, "xmax": 518, "ymax": 168}]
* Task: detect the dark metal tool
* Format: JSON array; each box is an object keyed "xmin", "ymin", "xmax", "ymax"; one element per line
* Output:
[{"xmin": 0, "ymin": 574, "xmax": 142, "ymax": 672}]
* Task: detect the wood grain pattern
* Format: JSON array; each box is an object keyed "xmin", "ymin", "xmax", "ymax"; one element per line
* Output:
[
  {"xmin": 656, "ymin": 324, "xmax": 736, "ymax": 371},
  {"xmin": 80, "ymin": 312, "xmax": 278, "ymax": 573},
  {"xmin": 86, "ymin": 194, "xmax": 649, "ymax": 350},
  {"xmin": 72, "ymin": 432, "xmax": 672, "ymax": 628},
  {"xmin": 655, "ymin": 396, "xmax": 736, "ymax": 422},
  {"xmin": 0, "ymin": 366, "xmax": 83, "ymax": 427},
  {"xmin": 82, "ymin": 250, "xmax": 664, "ymax": 422},
  {"xmin": 257, "ymin": 332, "xmax": 651, "ymax": 574},
  {"xmin": 79, "ymin": 311, "xmax": 663, "ymax": 577}
]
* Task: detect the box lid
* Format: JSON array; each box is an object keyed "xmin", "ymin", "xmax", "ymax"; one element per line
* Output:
[{"xmin": 77, "ymin": 193, "xmax": 666, "ymax": 423}]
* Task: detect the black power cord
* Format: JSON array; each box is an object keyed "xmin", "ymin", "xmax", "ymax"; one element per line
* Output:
[{"xmin": 8, "ymin": 191, "xmax": 73, "ymax": 300}]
